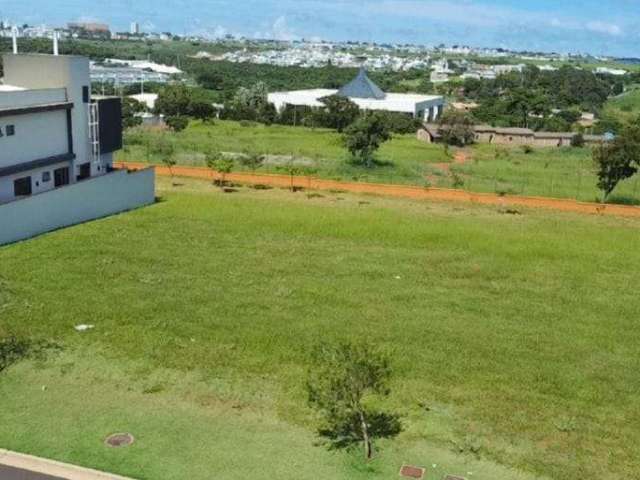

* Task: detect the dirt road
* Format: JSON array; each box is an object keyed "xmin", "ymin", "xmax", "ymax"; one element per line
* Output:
[{"xmin": 115, "ymin": 161, "xmax": 640, "ymax": 218}]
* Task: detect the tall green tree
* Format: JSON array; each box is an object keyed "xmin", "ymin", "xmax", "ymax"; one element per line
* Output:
[
  {"xmin": 438, "ymin": 110, "xmax": 476, "ymax": 146},
  {"xmin": 306, "ymin": 342, "xmax": 400, "ymax": 460},
  {"xmin": 318, "ymin": 95, "xmax": 360, "ymax": 132},
  {"xmin": 225, "ymin": 82, "xmax": 276, "ymax": 124},
  {"xmin": 121, "ymin": 97, "xmax": 145, "ymax": 129},
  {"xmin": 343, "ymin": 113, "xmax": 392, "ymax": 168},
  {"xmin": 190, "ymin": 100, "xmax": 216, "ymax": 123},
  {"xmin": 154, "ymin": 84, "xmax": 194, "ymax": 117}
]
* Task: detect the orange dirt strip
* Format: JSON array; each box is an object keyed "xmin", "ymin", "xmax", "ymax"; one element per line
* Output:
[{"xmin": 115, "ymin": 161, "xmax": 640, "ymax": 218}]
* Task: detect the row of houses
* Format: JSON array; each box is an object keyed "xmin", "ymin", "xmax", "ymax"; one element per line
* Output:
[{"xmin": 418, "ymin": 124, "xmax": 606, "ymax": 147}]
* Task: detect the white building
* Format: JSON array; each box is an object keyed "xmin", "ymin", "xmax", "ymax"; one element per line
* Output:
[
  {"xmin": 0, "ymin": 53, "xmax": 123, "ymax": 203},
  {"xmin": 595, "ymin": 67, "xmax": 627, "ymax": 76},
  {"xmin": 0, "ymin": 51, "xmax": 155, "ymax": 245},
  {"xmin": 268, "ymin": 69, "xmax": 445, "ymax": 122}
]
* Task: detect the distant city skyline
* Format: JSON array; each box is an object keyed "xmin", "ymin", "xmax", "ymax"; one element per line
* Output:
[{"xmin": 1, "ymin": 0, "xmax": 639, "ymax": 57}]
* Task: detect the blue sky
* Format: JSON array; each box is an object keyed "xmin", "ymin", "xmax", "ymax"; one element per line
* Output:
[{"xmin": 1, "ymin": 0, "xmax": 639, "ymax": 56}]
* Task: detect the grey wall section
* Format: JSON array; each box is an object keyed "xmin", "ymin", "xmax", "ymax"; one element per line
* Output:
[{"xmin": 0, "ymin": 168, "xmax": 155, "ymax": 246}]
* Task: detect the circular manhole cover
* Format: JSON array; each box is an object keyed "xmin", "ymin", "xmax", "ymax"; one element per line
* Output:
[{"xmin": 105, "ymin": 433, "xmax": 135, "ymax": 447}]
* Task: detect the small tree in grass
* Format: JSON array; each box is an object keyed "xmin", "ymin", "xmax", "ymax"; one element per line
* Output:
[
  {"xmin": 593, "ymin": 125, "xmax": 640, "ymax": 201},
  {"xmin": 343, "ymin": 113, "xmax": 391, "ymax": 168},
  {"xmin": 306, "ymin": 341, "xmax": 401, "ymax": 460},
  {"xmin": 207, "ymin": 152, "xmax": 233, "ymax": 187},
  {"xmin": 155, "ymin": 137, "xmax": 176, "ymax": 183}
]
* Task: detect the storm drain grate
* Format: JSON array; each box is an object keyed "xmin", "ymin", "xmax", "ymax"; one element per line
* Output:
[{"xmin": 105, "ymin": 433, "xmax": 135, "ymax": 447}]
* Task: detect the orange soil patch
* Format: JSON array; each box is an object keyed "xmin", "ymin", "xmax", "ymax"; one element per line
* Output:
[{"xmin": 115, "ymin": 161, "xmax": 640, "ymax": 219}]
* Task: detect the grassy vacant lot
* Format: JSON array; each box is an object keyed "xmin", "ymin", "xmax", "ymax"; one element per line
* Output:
[
  {"xmin": 1, "ymin": 178, "xmax": 640, "ymax": 480},
  {"xmin": 117, "ymin": 120, "xmax": 640, "ymax": 204},
  {"xmin": 603, "ymin": 87, "xmax": 640, "ymax": 124}
]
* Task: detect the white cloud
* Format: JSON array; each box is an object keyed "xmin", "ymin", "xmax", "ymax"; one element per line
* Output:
[
  {"xmin": 272, "ymin": 15, "xmax": 297, "ymax": 41},
  {"xmin": 213, "ymin": 25, "xmax": 228, "ymax": 38},
  {"xmin": 586, "ymin": 21, "xmax": 622, "ymax": 36}
]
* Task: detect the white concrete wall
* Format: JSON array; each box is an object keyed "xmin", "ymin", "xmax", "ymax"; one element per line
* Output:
[
  {"xmin": 0, "ymin": 110, "xmax": 69, "ymax": 168},
  {"xmin": 0, "ymin": 88, "xmax": 67, "ymax": 109},
  {"xmin": 0, "ymin": 168, "xmax": 155, "ymax": 246}
]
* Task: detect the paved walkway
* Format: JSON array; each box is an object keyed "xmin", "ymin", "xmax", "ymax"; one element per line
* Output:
[
  {"xmin": 0, "ymin": 464, "xmax": 66, "ymax": 480},
  {"xmin": 0, "ymin": 450, "xmax": 134, "ymax": 480},
  {"xmin": 116, "ymin": 161, "xmax": 640, "ymax": 219}
]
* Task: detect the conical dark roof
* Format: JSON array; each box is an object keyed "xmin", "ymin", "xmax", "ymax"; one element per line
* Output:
[{"xmin": 337, "ymin": 68, "xmax": 386, "ymax": 100}]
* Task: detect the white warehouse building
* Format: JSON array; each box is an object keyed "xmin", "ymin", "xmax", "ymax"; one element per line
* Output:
[
  {"xmin": 0, "ymin": 53, "xmax": 121, "ymax": 204},
  {"xmin": 268, "ymin": 69, "xmax": 445, "ymax": 122}
]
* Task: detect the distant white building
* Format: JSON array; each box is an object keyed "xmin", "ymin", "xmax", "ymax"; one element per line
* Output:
[
  {"xmin": 268, "ymin": 69, "xmax": 445, "ymax": 122},
  {"xmin": 129, "ymin": 92, "xmax": 158, "ymax": 110},
  {"xmin": 130, "ymin": 22, "xmax": 140, "ymax": 35},
  {"xmin": 595, "ymin": 67, "xmax": 627, "ymax": 76}
]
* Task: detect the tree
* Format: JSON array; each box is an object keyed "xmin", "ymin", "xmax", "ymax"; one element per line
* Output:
[
  {"xmin": 190, "ymin": 100, "xmax": 216, "ymax": 123},
  {"xmin": 438, "ymin": 110, "xmax": 475, "ymax": 147},
  {"xmin": 505, "ymin": 88, "xmax": 550, "ymax": 128},
  {"xmin": 206, "ymin": 153, "xmax": 233, "ymax": 187},
  {"xmin": 165, "ymin": 115, "xmax": 189, "ymax": 132},
  {"xmin": 225, "ymin": 82, "xmax": 276, "ymax": 124},
  {"xmin": 155, "ymin": 84, "xmax": 193, "ymax": 117},
  {"xmin": 317, "ymin": 95, "xmax": 360, "ymax": 132},
  {"xmin": 121, "ymin": 97, "xmax": 145, "ymax": 129},
  {"xmin": 306, "ymin": 341, "xmax": 400, "ymax": 460},
  {"xmin": 155, "ymin": 137, "xmax": 176, "ymax": 181},
  {"xmin": 593, "ymin": 125, "xmax": 640, "ymax": 201},
  {"xmin": 343, "ymin": 113, "xmax": 392, "ymax": 168}
]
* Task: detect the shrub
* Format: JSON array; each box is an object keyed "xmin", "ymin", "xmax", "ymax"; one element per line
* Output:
[
  {"xmin": 571, "ymin": 133, "xmax": 585, "ymax": 148},
  {"xmin": 521, "ymin": 145, "xmax": 534, "ymax": 154},
  {"xmin": 165, "ymin": 116, "xmax": 189, "ymax": 132}
]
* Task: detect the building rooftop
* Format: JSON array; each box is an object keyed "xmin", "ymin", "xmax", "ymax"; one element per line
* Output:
[
  {"xmin": 338, "ymin": 68, "xmax": 386, "ymax": 100},
  {"xmin": 268, "ymin": 88, "xmax": 443, "ymax": 114}
]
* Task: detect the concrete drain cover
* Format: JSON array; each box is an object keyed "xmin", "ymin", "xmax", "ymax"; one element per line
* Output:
[
  {"xmin": 105, "ymin": 433, "xmax": 135, "ymax": 447},
  {"xmin": 399, "ymin": 465, "xmax": 425, "ymax": 479}
]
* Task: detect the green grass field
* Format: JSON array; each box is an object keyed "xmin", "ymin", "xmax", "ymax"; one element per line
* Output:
[
  {"xmin": 603, "ymin": 86, "xmax": 640, "ymax": 124},
  {"xmin": 117, "ymin": 120, "xmax": 640, "ymax": 204},
  {"xmin": 1, "ymin": 178, "xmax": 640, "ymax": 480}
]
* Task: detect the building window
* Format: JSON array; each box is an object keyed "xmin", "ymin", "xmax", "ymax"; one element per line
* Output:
[
  {"xmin": 6, "ymin": 125, "xmax": 15, "ymax": 136},
  {"xmin": 82, "ymin": 86, "xmax": 90, "ymax": 103},
  {"xmin": 14, "ymin": 176, "xmax": 32, "ymax": 197},
  {"xmin": 77, "ymin": 163, "xmax": 91, "ymax": 181},
  {"xmin": 42, "ymin": 171, "xmax": 51, "ymax": 183},
  {"xmin": 54, "ymin": 167, "xmax": 70, "ymax": 187}
]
